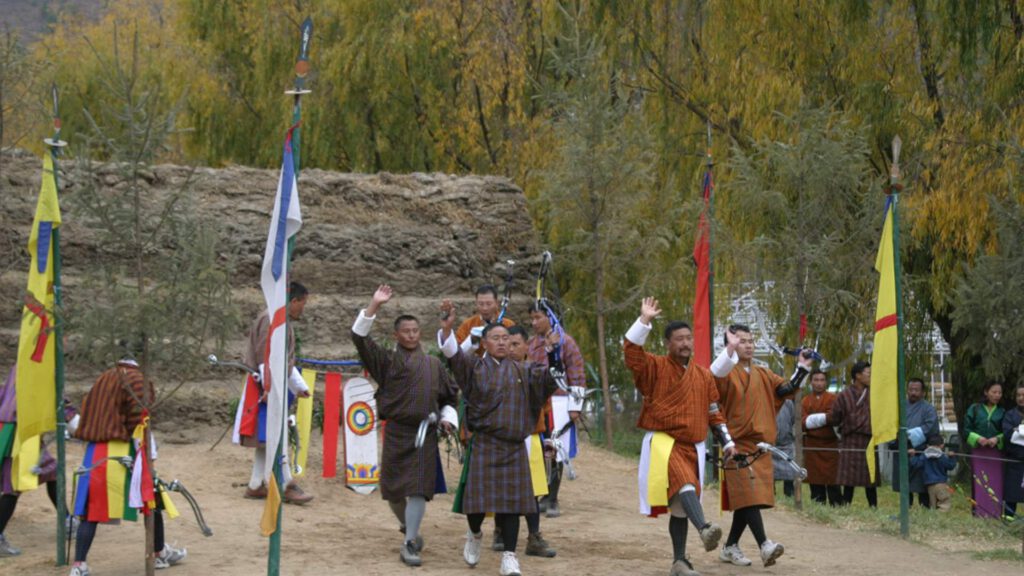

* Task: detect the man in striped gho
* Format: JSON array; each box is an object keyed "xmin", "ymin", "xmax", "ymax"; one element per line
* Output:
[{"xmin": 68, "ymin": 358, "xmax": 185, "ymax": 576}]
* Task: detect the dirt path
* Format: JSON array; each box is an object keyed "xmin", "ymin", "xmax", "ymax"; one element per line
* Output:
[{"xmin": 4, "ymin": 429, "xmax": 1021, "ymax": 576}]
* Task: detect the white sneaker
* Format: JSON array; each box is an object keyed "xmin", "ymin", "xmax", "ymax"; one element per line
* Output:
[
  {"xmin": 499, "ymin": 551, "xmax": 522, "ymax": 576},
  {"xmin": 155, "ymin": 555, "xmax": 170, "ymax": 569},
  {"xmin": 157, "ymin": 543, "xmax": 188, "ymax": 566},
  {"xmin": 463, "ymin": 530, "xmax": 483, "ymax": 567},
  {"xmin": 0, "ymin": 534, "xmax": 21, "ymax": 557},
  {"xmin": 69, "ymin": 563, "xmax": 91, "ymax": 576},
  {"xmin": 719, "ymin": 544, "xmax": 752, "ymax": 566},
  {"xmin": 759, "ymin": 539, "xmax": 784, "ymax": 567}
]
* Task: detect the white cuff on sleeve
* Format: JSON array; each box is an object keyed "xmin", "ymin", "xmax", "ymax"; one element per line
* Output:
[
  {"xmin": 288, "ymin": 366, "xmax": 309, "ymax": 395},
  {"xmin": 67, "ymin": 414, "xmax": 80, "ymax": 435},
  {"xmin": 440, "ymin": 405, "xmax": 459, "ymax": 429},
  {"xmin": 568, "ymin": 386, "xmax": 586, "ymax": 411},
  {"xmin": 460, "ymin": 336, "xmax": 478, "ymax": 354},
  {"xmin": 805, "ymin": 413, "xmax": 827, "ymax": 430},
  {"xmin": 438, "ymin": 330, "xmax": 458, "ymax": 358},
  {"xmin": 352, "ymin": 309, "xmax": 376, "ymax": 337},
  {"xmin": 625, "ymin": 317, "xmax": 653, "ymax": 346},
  {"xmin": 710, "ymin": 348, "xmax": 738, "ymax": 378}
]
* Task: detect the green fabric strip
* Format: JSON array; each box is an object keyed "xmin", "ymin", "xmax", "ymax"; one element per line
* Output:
[
  {"xmin": 452, "ymin": 438, "xmax": 473, "ymax": 514},
  {"xmin": 0, "ymin": 422, "xmax": 15, "ymax": 459}
]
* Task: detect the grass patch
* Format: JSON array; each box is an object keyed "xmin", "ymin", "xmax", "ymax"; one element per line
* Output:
[
  {"xmin": 583, "ymin": 413, "xmax": 646, "ymax": 458},
  {"xmin": 971, "ymin": 548, "xmax": 1024, "ymax": 562},
  {"xmin": 775, "ymin": 481, "xmax": 1024, "ymax": 561}
]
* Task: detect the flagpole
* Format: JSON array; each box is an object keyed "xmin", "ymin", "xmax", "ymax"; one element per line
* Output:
[
  {"xmin": 43, "ymin": 84, "xmax": 70, "ymax": 566},
  {"xmin": 706, "ymin": 121, "xmax": 715, "ymax": 362},
  {"xmin": 705, "ymin": 121, "xmax": 719, "ymax": 483},
  {"xmin": 890, "ymin": 136, "xmax": 910, "ymax": 539},
  {"xmin": 268, "ymin": 18, "xmax": 313, "ymax": 576}
]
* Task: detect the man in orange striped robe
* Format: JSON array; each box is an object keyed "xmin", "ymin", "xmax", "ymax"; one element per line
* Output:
[
  {"xmin": 711, "ymin": 325, "xmax": 811, "ymax": 569},
  {"xmin": 625, "ymin": 297, "xmax": 735, "ymax": 576}
]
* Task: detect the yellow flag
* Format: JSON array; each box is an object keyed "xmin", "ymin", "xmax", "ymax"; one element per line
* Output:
[
  {"xmin": 260, "ymin": 474, "xmax": 282, "ymax": 537},
  {"xmin": 13, "ymin": 153, "xmax": 62, "ymax": 490},
  {"xmin": 868, "ymin": 198, "xmax": 899, "ymax": 482},
  {"xmin": 295, "ymin": 369, "xmax": 317, "ymax": 477}
]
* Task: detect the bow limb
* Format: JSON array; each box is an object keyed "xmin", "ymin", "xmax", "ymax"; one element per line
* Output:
[{"xmin": 160, "ymin": 478, "xmax": 214, "ymax": 537}]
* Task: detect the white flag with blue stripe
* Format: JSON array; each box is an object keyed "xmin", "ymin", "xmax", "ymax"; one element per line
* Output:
[{"xmin": 260, "ymin": 131, "xmax": 302, "ymax": 485}]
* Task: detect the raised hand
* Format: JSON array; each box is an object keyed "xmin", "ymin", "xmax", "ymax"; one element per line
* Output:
[
  {"xmin": 373, "ymin": 284, "xmax": 393, "ymax": 305},
  {"xmin": 798, "ymin": 347, "xmax": 815, "ymax": 369},
  {"xmin": 439, "ymin": 299, "xmax": 456, "ymax": 335},
  {"xmin": 366, "ymin": 284, "xmax": 393, "ymax": 316},
  {"xmin": 725, "ymin": 327, "xmax": 741, "ymax": 354},
  {"xmin": 640, "ymin": 297, "xmax": 661, "ymax": 324}
]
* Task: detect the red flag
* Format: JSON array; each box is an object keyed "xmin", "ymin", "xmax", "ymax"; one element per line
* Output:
[
  {"xmin": 322, "ymin": 372, "xmax": 342, "ymax": 478},
  {"xmin": 692, "ymin": 169, "xmax": 713, "ymax": 368}
]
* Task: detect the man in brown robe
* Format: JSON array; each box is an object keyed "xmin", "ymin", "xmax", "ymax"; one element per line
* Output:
[
  {"xmin": 828, "ymin": 361, "xmax": 877, "ymax": 507},
  {"xmin": 801, "ymin": 370, "xmax": 842, "ymax": 506},
  {"xmin": 711, "ymin": 325, "xmax": 811, "ymax": 568},
  {"xmin": 352, "ymin": 285, "xmax": 459, "ymax": 567},
  {"xmin": 624, "ymin": 297, "xmax": 735, "ymax": 576},
  {"xmin": 439, "ymin": 299, "xmax": 558, "ymax": 576}
]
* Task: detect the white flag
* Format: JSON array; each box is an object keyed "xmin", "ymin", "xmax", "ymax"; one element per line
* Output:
[{"xmin": 260, "ymin": 133, "xmax": 302, "ymax": 485}]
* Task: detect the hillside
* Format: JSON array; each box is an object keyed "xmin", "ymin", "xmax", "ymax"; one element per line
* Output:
[{"xmin": 0, "ymin": 149, "xmax": 541, "ymax": 374}]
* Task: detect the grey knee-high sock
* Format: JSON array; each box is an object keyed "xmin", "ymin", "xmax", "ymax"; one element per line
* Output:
[
  {"xmin": 388, "ymin": 499, "xmax": 407, "ymax": 528},
  {"xmin": 669, "ymin": 516, "xmax": 688, "ymax": 561},
  {"xmin": 678, "ymin": 488, "xmax": 709, "ymax": 530},
  {"xmin": 249, "ymin": 447, "xmax": 267, "ymax": 490},
  {"xmin": 404, "ymin": 496, "xmax": 426, "ymax": 544}
]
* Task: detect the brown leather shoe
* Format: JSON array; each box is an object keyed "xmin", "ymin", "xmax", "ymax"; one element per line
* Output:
[
  {"xmin": 244, "ymin": 484, "xmax": 268, "ymax": 499},
  {"xmin": 283, "ymin": 483, "xmax": 314, "ymax": 505}
]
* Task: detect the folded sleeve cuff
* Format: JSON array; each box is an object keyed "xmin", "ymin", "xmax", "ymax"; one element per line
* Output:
[
  {"xmin": 440, "ymin": 405, "xmax": 459, "ymax": 428},
  {"xmin": 438, "ymin": 330, "xmax": 458, "ymax": 358},
  {"xmin": 460, "ymin": 336, "xmax": 478, "ymax": 354},
  {"xmin": 288, "ymin": 366, "xmax": 309, "ymax": 395},
  {"xmin": 625, "ymin": 317, "xmax": 653, "ymax": 346},
  {"xmin": 805, "ymin": 413, "xmax": 827, "ymax": 430},
  {"xmin": 710, "ymin": 348, "xmax": 738, "ymax": 378},
  {"xmin": 352, "ymin": 309, "xmax": 376, "ymax": 337}
]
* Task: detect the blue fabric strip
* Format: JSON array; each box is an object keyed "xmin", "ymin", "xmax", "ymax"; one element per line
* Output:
[{"xmin": 36, "ymin": 222, "xmax": 52, "ymax": 273}]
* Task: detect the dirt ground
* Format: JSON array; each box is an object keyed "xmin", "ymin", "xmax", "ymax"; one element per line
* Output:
[{"xmin": 3, "ymin": 425, "xmax": 1023, "ymax": 576}]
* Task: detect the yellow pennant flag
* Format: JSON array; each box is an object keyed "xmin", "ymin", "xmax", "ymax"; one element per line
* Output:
[
  {"xmin": 13, "ymin": 153, "xmax": 62, "ymax": 491},
  {"xmin": 868, "ymin": 197, "xmax": 899, "ymax": 482},
  {"xmin": 295, "ymin": 369, "xmax": 317, "ymax": 477},
  {"xmin": 260, "ymin": 474, "xmax": 282, "ymax": 537}
]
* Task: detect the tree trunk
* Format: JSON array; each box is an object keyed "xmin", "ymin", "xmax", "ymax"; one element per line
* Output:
[
  {"xmin": 593, "ymin": 261, "xmax": 614, "ymax": 451},
  {"xmin": 792, "ymin": 385, "xmax": 804, "ymax": 510}
]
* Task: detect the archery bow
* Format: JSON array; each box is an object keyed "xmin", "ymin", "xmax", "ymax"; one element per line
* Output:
[
  {"xmin": 534, "ymin": 251, "xmax": 575, "ymax": 398},
  {"xmin": 718, "ymin": 442, "xmax": 806, "ymax": 480},
  {"xmin": 70, "ymin": 460, "xmax": 213, "ymax": 537},
  {"xmin": 495, "ymin": 259, "xmax": 515, "ymax": 324},
  {"xmin": 415, "ymin": 411, "xmax": 463, "ymax": 464},
  {"xmin": 206, "ymin": 355, "xmax": 303, "ymax": 476},
  {"xmin": 545, "ymin": 420, "xmax": 578, "ymax": 481}
]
